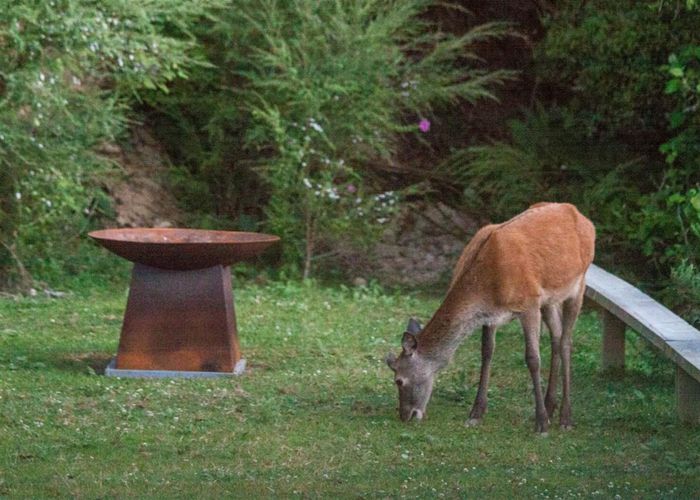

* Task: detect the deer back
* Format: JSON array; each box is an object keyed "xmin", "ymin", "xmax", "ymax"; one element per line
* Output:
[{"xmin": 447, "ymin": 203, "xmax": 595, "ymax": 313}]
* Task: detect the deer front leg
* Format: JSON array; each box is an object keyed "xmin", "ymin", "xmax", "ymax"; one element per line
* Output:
[
  {"xmin": 466, "ymin": 324, "xmax": 496, "ymax": 426},
  {"xmin": 521, "ymin": 308, "xmax": 548, "ymax": 434},
  {"xmin": 559, "ymin": 285, "xmax": 584, "ymax": 430},
  {"xmin": 542, "ymin": 304, "xmax": 562, "ymax": 419}
]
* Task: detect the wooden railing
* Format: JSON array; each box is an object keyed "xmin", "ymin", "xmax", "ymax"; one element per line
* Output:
[{"xmin": 585, "ymin": 264, "xmax": 700, "ymax": 423}]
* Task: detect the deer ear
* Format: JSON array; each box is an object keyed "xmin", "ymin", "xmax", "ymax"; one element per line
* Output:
[
  {"xmin": 406, "ymin": 317, "xmax": 422, "ymax": 335},
  {"xmin": 385, "ymin": 352, "xmax": 397, "ymax": 371},
  {"xmin": 402, "ymin": 331, "xmax": 418, "ymax": 354}
]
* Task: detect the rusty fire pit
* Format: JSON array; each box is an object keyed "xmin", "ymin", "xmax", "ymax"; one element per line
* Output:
[{"xmin": 89, "ymin": 228, "xmax": 279, "ymax": 377}]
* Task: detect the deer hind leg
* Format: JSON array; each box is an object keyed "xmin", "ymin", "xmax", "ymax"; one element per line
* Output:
[
  {"xmin": 466, "ymin": 324, "xmax": 496, "ymax": 426},
  {"xmin": 560, "ymin": 282, "xmax": 585, "ymax": 430},
  {"xmin": 542, "ymin": 304, "xmax": 563, "ymax": 420},
  {"xmin": 521, "ymin": 307, "xmax": 548, "ymax": 434}
]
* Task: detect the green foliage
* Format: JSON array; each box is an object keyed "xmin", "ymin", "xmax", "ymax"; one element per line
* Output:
[
  {"xmin": 151, "ymin": 0, "xmax": 514, "ymax": 277},
  {"xmin": 0, "ymin": 0, "xmax": 220, "ymax": 288},
  {"xmin": 438, "ymin": 108, "xmax": 641, "ymax": 260},
  {"xmin": 661, "ymin": 46, "xmax": 700, "ymax": 172},
  {"xmin": 631, "ymin": 46, "xmax": 700, "ymax": 273},
  {"xmin": 536, "ymin": 0, "xmax": 700, "ymax": 139},
  {"xmin": 440, "ymin": 90, "xmax": 697, "ymax": 316},
  {"xmin": 666, "ymin": 260, "xmax": 700, "ymax": 327},
  {"xmin": 450, "ymin": 1, "xmax": 700, "ymax": 321},
  {"xmin": 633, "ymin": 187, "xmax": 700, "ymax": 268}
]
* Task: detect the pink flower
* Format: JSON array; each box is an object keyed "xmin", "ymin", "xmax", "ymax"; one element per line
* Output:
[
  {"xmin": 346, "ymin": 184, "xmax": 357, "ymax": 193},
  {"xmin": 418, "ymin": 118, "xmax": 430, "ymax": 133}
]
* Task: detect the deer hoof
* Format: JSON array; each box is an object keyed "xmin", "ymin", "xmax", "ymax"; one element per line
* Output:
[
  {"xmin": 560, "ymin": 423, "xmax": 573, "ymax": 431},
  {"xmin": 465, "ymin": 418, "xmax": 481, "ymax": 427},
  {"xmin": 534, "ymin": 419, "xmax": 549, "ymax": 434}
]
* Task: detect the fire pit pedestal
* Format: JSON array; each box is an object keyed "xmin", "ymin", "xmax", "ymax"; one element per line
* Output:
[{"xmin": 89, "ymin": 228, "xmax": 279, "ymax": 377}]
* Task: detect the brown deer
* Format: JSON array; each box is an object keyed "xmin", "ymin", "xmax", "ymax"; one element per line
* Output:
[{"xmin": 386, "ymin": 202, "xmax": 595, "ymax": 433}]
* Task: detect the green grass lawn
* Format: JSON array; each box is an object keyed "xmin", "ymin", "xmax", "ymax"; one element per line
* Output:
[{"xmin": 1, "ymin": 280, "xmax": 699, "ymax": 498}]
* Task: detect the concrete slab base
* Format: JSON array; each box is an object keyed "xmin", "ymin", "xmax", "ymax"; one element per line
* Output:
[{"xmin": 105, "ymin": 358, "xmax": 246, "ymax": 378}]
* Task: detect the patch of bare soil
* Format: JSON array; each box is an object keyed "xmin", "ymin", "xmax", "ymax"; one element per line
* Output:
[
  {"xmin": 97, "ymin": 126, "xmax": 184, "ymax": 228},
  {"xmin": 339, "ymin": 202, "xmax": 480, "ymax": 287}
]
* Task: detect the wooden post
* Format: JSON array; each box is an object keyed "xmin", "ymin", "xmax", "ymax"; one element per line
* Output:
[
  {"xmin": 601, "ymin": 310, "xmax": 626, "ymax": 371},
  {"xmin": 677, "ymin": 366, "xmax": 700, "ymax": 424}
]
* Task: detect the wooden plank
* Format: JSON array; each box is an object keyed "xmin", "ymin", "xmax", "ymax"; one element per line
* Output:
[
  {"xmin": 666, "ymin": 341, "xmax": 700, "ymax": 382},
  {"xmin": 585, "ymin": 264, "xmax": 700, "ymax": 379}
]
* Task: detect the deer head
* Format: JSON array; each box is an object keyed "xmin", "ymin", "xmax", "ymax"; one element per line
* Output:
[{"xmin": 385, "ymin": 318, "xmax": 436, "ymax": 421}]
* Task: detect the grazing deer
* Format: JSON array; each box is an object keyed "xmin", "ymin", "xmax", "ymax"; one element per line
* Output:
[{"xmin": 386, "ymin": 202, "xmax": 595, "ymax": 433}]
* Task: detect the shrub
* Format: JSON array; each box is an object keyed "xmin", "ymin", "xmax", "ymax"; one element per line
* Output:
[
  {"xmin": 0, "ymin": 0, "xmax": 220, "ymax": 288},
  {"xmin": 449, "ymin": 1, "xmax": 700, "ymax": 323},
  {"xmin": 667, "ymin": 261, "xmax": 700, "ymax": 327},
  {"xmin": 631, "ymin": 45, "xmax": 700, "ymax": 274},
  {"xmin": 536, "ymin": 0, "xmax": 700, "ymax": 140},
  {"xmin": 438, "ymin": 107, "xmax": 643, "ymax": 266},
  {"xmin": 150, "ymin": 0, "xmax": 515, "ymax": 277}
]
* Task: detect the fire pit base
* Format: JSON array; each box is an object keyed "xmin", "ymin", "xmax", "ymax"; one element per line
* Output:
[
  {"xmin": 116, "ymin": 263, "xmax": 241, "ymax": 372},
  {"xmin": 105, "ymin": 358, "xmax": 246, "ymax": 378}
]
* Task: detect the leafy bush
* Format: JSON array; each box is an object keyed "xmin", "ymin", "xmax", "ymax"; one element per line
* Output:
[
  {"xmin": 665, "ymin": 261, "xmax": 700, "ymax": 327},
  {"xmin": 0, "ymin": 0, "xmax": 220, "ymax": 288},
  {"xmin": 150, "ymin": 0, "xmax": 514, "ymax": 277},
  {"xmin": 438, "ymin": 107, "xmax": 643, "ymax": 265},
  {"xmin": 533, "ymin": 3, "xmax": 700, "ymax": 279},
  {"xmin": 447, "ymin": 1, "xmax": 700, "ymax": 323},
  {"xmin": 536, "ymin": 0, "xmax": 700, "ymax": 140},
  {"xmin": 630, "ymin": 45, "xmax": 700, "ymax": 274},
  {"xmin": 633, "ymin": 187, "xmax": 700, "ymax": 270}
]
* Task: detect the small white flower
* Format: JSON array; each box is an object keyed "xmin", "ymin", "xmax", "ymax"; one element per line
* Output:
[
  {"xmin": 309, "ymin": 120, "xmax": 323, "ymax": 133},
  {"xmin": 303, "ymin": 178, "xmax": 312, "ymax": 189},
  {"xmin": 15, "ymin": 192, "xmax": 21, "ymax": 200}
]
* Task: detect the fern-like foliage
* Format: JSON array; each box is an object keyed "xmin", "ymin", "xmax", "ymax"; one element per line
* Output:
[
  {"xmin": 438, "ymin": 107, "xmax": 644, "ymax": 262},
  {"xmin": 156, "ymin": 0, "xmax": 517, "ymax": 275}
]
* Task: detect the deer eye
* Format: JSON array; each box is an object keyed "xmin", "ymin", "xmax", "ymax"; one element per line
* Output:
[{"xmin": 395, "ymin": 378, "xmax": 404, "ymax": 387}]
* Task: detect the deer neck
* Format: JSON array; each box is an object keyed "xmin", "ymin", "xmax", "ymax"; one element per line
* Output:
[{"xmin": 416, "ymin": 298, "xmax": 484, "ymax": 367}]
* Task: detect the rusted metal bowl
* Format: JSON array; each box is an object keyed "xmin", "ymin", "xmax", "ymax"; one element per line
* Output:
[{"xmin": 89, "ymin": 228, "xmax": 280, "ymax": 271}]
